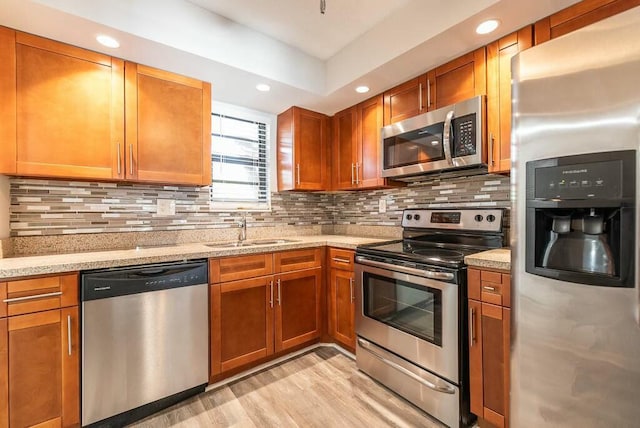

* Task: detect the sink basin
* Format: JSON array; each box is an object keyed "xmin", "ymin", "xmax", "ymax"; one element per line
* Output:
[{"xmin": 205, "ymin": 239, "xmax": 298, "ymax": 248}]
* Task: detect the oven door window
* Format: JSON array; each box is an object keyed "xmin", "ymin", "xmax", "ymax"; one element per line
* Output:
[
  {"xmin": 383, "ymin": 122, "xmax": 444, "ymax": 169},
  {"xmin": 362, "ymin": 272, "xmax": 443, "ymax": 346}
]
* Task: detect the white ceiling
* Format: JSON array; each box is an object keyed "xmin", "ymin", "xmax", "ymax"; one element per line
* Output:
[
  {"xmin": 187, "ymin": 0, "xmax": 413, "ymax": 60},
  {"xmin": 0, "ymin": 0, "xmax": 581, "ymax": 116}
]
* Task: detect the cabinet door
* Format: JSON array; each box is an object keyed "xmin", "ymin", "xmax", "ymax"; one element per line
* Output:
[
  {"xmin": 7, "ymin": 307, "xmax": 79, "ymax": 428},
  {"xmin": 431, "ymin": 47, "xmax": 486, "ymax": 109},
  {"xmin": 470, "ymin": 301, "xmax": 510, "ymax": 428},
  {"xmin": 329, "ymin": 268, "xmax": 355, "ymax": 349},
  {"xmin": 210, "ymin": 278, "xmax": 274, "ymax": 377},
  {"xmin": 294, "ymin": 108, "xmax": 328, "ymax": 190},
  {"xmin": 535, "ymin": 0, "xmax": 640, "ymax": 44},
  {"xmin": 275, "ymin": 268, "xmax": 322, "ymax": 352},
  {"xmin": 0, "ymin": 27, "xmax": 16, "ymax": 175},
  {"xmin": 332, "ymin": 106, "xmax": 358, "ymax": 190},
  {"xmin": 487, "ymin": 27, "xmax": 532, "ymax": 173},
  {"xmin": 0, "ymin": 318, "xmax": 7, "ymax": 428},
  {"xmin": 383, "ymin": 75, "xmax": 427, "ymax": 125},
  {"xmin": 357, "ymin": 95, "xmax": 385, "ymax": 188},
  {"xmin": 125, "ymin": 62, "xmax": 212, "ymax": 185},
  {"xmin": 11, "ymin": 32, "xmax": 124, "ymax": 180}
]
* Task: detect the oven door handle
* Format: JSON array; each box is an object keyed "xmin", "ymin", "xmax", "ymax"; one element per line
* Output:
[
  {"xmin": 357, "ymin": 338, "xmax": 456, "ymax": 395},
  {"xmin": 355, "ymin": 256, "xmax": 454, "ymax": 281}
]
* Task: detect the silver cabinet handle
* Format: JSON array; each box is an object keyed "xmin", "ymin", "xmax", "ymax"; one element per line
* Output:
[
  {"xmin": 117, "ymin": 144, "xmax": 121, "ymax": 175},
  {"xmin": 351, "ymin": 163, "xmax": 355, "ymax": 185},
  {"xmin": 355, "ymin": 162, "xmax": 360, "ymax": 185},
  {"xmin": 355, "ymin": 256, "xmax": 454, "ymax": 281},
  {"xmin": 269, "ymin": 280, "xmax": 274, "ymax": 308},
  {"xmin": 358, "ymin": 338, "xmax": 455, "ymax": 394},
  {"xmin": 469, "ymin": 307, "xmax": 476, "ymax": 348},
  {"xmin": 349, "ymin": 277, "xmax": 354, "ymax": 303},
  {"xmin": 442, "ymin": 110, "xmax": 455, "ymax": 166},
  {"xmin": 418, "ymin": 82, "xmax": 423, "ymax": 111},
  {"xmin": 489, "ymin": 132, "xmax": 494, "ymax": 166},
  {"xmin": 427, "ymin": 79, "xmax": 431, "ymax": 108},
  {"xmin": 129, "ymin": 144, "xmax": 134, "ymax": 175},
  {"xmin": 332, "ymin": 257, "xmax": 351, "ymax": 264},
  {"xmin": 483, "ymin": 285, "xmax": 496, "ymax": 291},
  {"xmin": 296, "ymin": 164, "xmax": 300, "ymax": 185},
  {"xmin": 277, "ymin": 278, "xmax": 281, "ymax": 305},
  {"xmin": 3, "ymin": 291, "xmax": 62, "ymax": 303},
  {"xmin": 67, "ymin": 314, "xmax": 72, "ymax": 356}
]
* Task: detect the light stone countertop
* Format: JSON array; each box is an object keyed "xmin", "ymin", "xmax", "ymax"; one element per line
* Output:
[
  {"xmin": 464, "ymin": 248, "xmax": 511, "ymax": 271},
  {"xmin": 0, "ymin": 235, "xmax": 392, "ymax": 280}
]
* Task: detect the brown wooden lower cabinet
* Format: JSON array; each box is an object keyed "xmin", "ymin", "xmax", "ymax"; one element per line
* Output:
[
  {"xmin": 210, "ymin": 260, "xmax": 322, "ymax": 379},
  {"xmin": 1, "ymin": 306, "xmax": 79, "ymax": 428},
  {"xmin": 469, "ymin": 299, "xmax": 511, "ymax": 428},
  {"xmin": 327, "ymin": 247, "xmax": 356, "ymax": 351}
]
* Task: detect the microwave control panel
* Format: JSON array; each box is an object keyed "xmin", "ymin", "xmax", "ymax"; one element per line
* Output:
[{"xmin": 452, "ymin": 113, "xmax": 476, "ymax": 157}]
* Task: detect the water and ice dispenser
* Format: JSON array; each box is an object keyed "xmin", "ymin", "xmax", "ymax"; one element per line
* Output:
[{"xmin": 525, "ymin": 151, "xmax": 636, "ymax": 287}]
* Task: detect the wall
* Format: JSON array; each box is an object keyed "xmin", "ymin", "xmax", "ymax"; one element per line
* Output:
[{"xmin": 8, "ymin": 173, "xmax": 510, "ymax": 237}]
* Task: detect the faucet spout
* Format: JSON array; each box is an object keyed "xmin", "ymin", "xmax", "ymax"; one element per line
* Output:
[{"xmin": 238, "ymin": 215, "xmax": 247, "ymax": 242}]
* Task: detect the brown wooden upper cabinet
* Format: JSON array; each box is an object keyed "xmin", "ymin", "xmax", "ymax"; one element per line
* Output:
[
  {"xmin": 382, "ymin": 75, "xmax": 429, "ymax": 125},
  {"xmin": 429, "ymin": 47, "xmax": 487, "ymax": 110},
  {"xmin": 0, "ymin": 29, "xmax": 124, "ymax": 180},
  {"xmin": 0, "ymin": 27, "xmax": 212, "ymax": 186},
  {"xmin": 277, "ymin": 106, "xmax": 329, "ymax": 191},
  {"xmin": 332, "ymin": 95, "xmax": 401, "ymax": 190},
  {"xmin": 486, "ymin": 27, "xmax": 533, "ymax": 174},
  {"xmin": 534, "ymin": 0, "xmax": 640, "ymax": 44},
  {"xmin": 125, "ymin": 62, "xmax": 212, "ymax": 186}
]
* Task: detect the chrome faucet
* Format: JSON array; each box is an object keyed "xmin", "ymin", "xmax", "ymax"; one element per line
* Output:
[{"xmin": 238, "ymin": 214, "xmax": 247, "ymax": 242}]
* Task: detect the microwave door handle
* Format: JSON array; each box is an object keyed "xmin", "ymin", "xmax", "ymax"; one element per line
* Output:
[{"xmin": 442, "ymin": 110, "xmax": 455, "ymax": 166}]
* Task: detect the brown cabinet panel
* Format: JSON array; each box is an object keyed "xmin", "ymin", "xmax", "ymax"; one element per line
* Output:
[
  {"xmin": 468, "ymin": 299, "xmax": 483, "ymax": 418},
  {"xmin": 210, "ymin": 254, "xmax": 274, "ymax": 283},
  {"xmin": 275, "ymin": 268, "xmax": 322, "ymax": 352},
  {"xmin": 468, "ymin": 268, "xmax": 511, "ymax": 308},
  {"xmin": 4, "ymin": 273, "xmax": 78, "ymax": 317},
  {"xmin": 0, "ymin": 27, "xmax": 16, "ymax": 175},
  {"xmin": 332, "ymin": 106, "xmax": 358, "ymax": 190},
  {"xmin": 487, "ymin": 26, "xmax": 532, "ymax": 173},
  {"xmin": 328, "ymin": 268, "xmax": 355, "ymax": 350},
  {"xmin": 125, "ymin": 62, "xmax": 212, "ymax": 185},
  {"xmin": 535, "ymin": 0, "xmax": 640, "ymax": 44},
  {"xmin": 274, "ymin": 248, "xmax": 322, "ymax": 273},
  {"xmin": 328, "ymin": 248, "xmax": 354, "ymax": 271},
  {"xmin": 210, "ymin": 277, "xmax": 274, "ymax": 377},
  {"xmin": 0, "ymin": 318, "xmax": 7, "ymax": 428},
  {"xmin": 383, "ymin": 76, "xmax": 427, "ymax": 125},
  {"xmin": 7, "ymin": 307, "xmax": 79, "ymax": 428},
  {"xmin": 432, "ymin": 47, "xmax": 486, "ymax": 109},
  {"xmin": 12, "ymin": 32, "xmax": 124, "ymax": 180},
  {"xmin": 277, "ymin": 107, "xmax": 329, "ymax": 191}
]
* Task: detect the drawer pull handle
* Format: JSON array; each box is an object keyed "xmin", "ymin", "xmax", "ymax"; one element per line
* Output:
[
  {"xmin": 3, "ymin": 291, "xmax": 62, "ymax": 303},
  {"xmin": 332, "ymin": 257, "xmax": 351, "ymax": 264},
  {"xmin": 483, "ymin": 286, "xmax": 497, "ymax": 291}
]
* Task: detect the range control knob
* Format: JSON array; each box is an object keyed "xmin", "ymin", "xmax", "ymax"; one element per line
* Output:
[
  {"xmin": 487, "ymin": 214, "xmax": 496, "ymax": 223},
  {"xmin": 406, "ymin": 214, "xmax": 413, "ymax": 220},
  {"xmin": 414, "ymin": 214, "xmax": 421, "ymax": 221},
  {"xmin": 474, "ymin": 214, "xmax": 484, "ymax": 222}
]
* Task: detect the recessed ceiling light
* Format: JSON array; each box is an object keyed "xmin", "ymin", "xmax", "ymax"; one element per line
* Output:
[
  {"xmin": 256, "ymin": 83, "xmax": 271, "ymax": 92},
  {"xmin": 476, "ymin": 19, "xmax": 500, "ymax": 35},
  {"xmin": 96, "ymin": 34, "xmax": 120, "ymax": 48},
  {"xmin": 355, "ymin": 86, "xmax": 370, "ymax": 94}
]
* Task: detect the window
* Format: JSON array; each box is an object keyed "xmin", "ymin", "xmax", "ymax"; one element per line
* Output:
[{"xmin": 210, "ymin": 103, "xmax": 272, "ymax": 210}]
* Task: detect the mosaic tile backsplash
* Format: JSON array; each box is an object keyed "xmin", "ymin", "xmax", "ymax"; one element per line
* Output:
[{"xmin": 9, "ymin": 173, "xmax": 510, "ymax": 237}]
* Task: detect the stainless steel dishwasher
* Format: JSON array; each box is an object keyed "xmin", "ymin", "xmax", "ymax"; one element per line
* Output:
[{"xmin": 81, "ymin": 260, "xmax": 209, "ymax": 427}]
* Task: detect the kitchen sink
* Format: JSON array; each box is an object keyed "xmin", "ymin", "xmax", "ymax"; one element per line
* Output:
[{"xmin": 205, "ymin": 239, "xmax": 299, "ymax": 248}]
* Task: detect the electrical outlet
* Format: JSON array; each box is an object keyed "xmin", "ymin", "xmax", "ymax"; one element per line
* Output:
[
  {"xmin": 157, "ymin": 199, "xmax": 176, "ymax": 216},
  {"xmin": 378, "ymin": 198, "xmax": 387, "ymax": 213}
]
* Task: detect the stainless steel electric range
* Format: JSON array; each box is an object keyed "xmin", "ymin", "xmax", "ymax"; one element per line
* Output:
[{"xmin": 355, "ymin": 208, "xmax": 505, "ymax": 428}]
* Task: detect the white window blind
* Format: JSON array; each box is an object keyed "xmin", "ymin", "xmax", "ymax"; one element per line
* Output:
[{"xmin": 210, "ymin": 111, "xmax": 270, "ymax": 210}]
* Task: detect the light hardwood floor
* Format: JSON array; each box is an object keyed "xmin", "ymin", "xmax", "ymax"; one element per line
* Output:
[{"xmin": 129, "ymin": 347, "xmax": 444, "ymax": 427}]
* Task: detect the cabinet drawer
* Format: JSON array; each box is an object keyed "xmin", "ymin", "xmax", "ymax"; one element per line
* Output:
[
  {"xmin": 328, "ymin": 248, "xmax": 354, "ymax": 271},
  {"xmin": 209, "ymin": 254, "xmax": 274, "ymax": 283},
  {"xmin": 468, "ymin": 268, "xmax": 511, "ymax": 307},
  {"xmin": 274, "ymin": 248, "xmax": 322, "ymax": 273},
  {"xmin": 1, "ymin": 273, "xmax": 78, "ymax": 317}
]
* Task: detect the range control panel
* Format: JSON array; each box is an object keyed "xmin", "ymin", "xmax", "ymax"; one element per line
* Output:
[{"xmin": 401, "ymin": 208, "xmax": 503, "ymax": 232}]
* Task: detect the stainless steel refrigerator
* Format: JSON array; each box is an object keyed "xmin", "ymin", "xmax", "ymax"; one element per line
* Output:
[{"xmin": 511, "ymin": 6, "xmax": 640, "ymax": 427}]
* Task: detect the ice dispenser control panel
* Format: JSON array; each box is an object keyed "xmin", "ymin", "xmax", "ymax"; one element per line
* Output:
[{"xmin": 534, "ymin": 159, "xmax": 622, "ymax": 200}]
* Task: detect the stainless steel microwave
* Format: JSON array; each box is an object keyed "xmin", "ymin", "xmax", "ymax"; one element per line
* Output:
[{"xmin": 380, "ymin": 96, "xmax": 485, "ymax": 179}]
